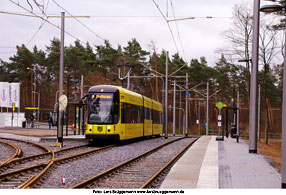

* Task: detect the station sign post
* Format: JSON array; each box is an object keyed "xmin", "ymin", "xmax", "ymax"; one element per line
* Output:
[{"xmin": 216, "ymin": 102, "xmax": 224, "ymax": 141}]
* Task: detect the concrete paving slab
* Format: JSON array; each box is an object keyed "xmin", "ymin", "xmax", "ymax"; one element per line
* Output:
[
  {"xmin": 223, "ymin": 137, "xmax": 281, "ymax": 188},
  {"xmin": 160, "ymin": 136, "xmax": 282, "ymax": 189},
  {"xmin": 160, "ymin": 136, "xmax": 211, "ymax": 188}
]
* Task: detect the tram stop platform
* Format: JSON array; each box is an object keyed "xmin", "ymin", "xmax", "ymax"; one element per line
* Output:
[
  {"xmin": 160, "ymin": 136, "xmax": 281, "ymax": 189},
  {"xmin": 0, "ymin": 126, "xmax": 85, "ymax": 142}
]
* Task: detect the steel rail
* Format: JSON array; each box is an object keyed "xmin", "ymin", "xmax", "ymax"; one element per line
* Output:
[
  {"xmin": 0, "ymin": 163, "xmax": 48, "ymax": 189},
  {"xmin": 140, "ymin": 138, "xmax": 197, "ymax": 188},
  {"xmin": 53, "ymin": 145, "xmax": 113, "ymax": 163},
  {"xmin": 0, "ymin": 140, "xmax": 22, "ymax": 166},
  {"xmin": 0, "ymin": 144, "xmax": 98, "ymax": 188},
  {"xmin": 71, "ymin": 137, "xmax": 185, "ymax": 189},
  {"xmin": 0, "ymin": 137, "xmax": 51, "ymax": 153},
  {"xmin": 0, "ymin": 144, "xmax": 91, "ymax": 177},
  {"xmin": 22, "ymin": 144, "xmax": 114, "ymax": 188},
  {"xmin": 0, "ymin": 163, "xmax": 48, "ymax": 180},
  {"xmin": 53, "ymin": 144, "xmax": 90, "ymax": 156}
]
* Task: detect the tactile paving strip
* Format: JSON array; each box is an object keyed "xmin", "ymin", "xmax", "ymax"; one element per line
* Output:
[{"xmin": 196, "ymin": 136, "xmax": 219, "ymax": 188}]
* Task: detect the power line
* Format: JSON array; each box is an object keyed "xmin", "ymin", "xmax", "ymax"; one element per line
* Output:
[
  {"xmin": 167, "ymin": 16, "xmax": 231, "ymax": 22},
  {"xmin": 26, "ymin": 20, "xmax": 47, "ymax": 46},
  {"xmin": 51, "ymin": 0, "xmax": 105, "ymax": 42},
  {"xmin": 151, "ymin": 0, "xmax": 179, "ymax": 55},
  {"xmin": 50, "ymin": 1, "xmax": 165, "ymax": 77},
  {"xmin": 152, "ymin": 0, "xmax": 188, "ymax": 77},
  {"xmin": 0, "ymin": 11, "xmax": 232, "ymax": 19},
  {"xmin": 33, "ymin": 0, "xmax": 46, "ymax": 16},
  {"xmin": 9, "ymin": 0, "xmax": 86, "ymax": 45},
  {"xmin": 170, "ymin": 0, "xmax": 187, "ymax": 62},
  {"xmin": 168, "ymin": 0, "xmax": 188, "ymax": 77},
  {"xmin": 45, "ymin": 0, "xmax": 50, "ymax": 13},
  {"xmin": 26, "ymin": 1, "xmax": 49, "ymax": 46},
  {"xmin": 0, "ymin": 10, "xmax": 39, "ymax": 18}
]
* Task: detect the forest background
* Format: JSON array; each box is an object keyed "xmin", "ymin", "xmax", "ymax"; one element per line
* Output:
[{"xmin": 1, "ymin": 2, "xmax": 285, "ymax": 143}]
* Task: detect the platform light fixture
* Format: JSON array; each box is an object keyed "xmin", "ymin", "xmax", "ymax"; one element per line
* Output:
[{"xmin": 260, "ymin": 3, "xmax": 286, "ymax": 189}]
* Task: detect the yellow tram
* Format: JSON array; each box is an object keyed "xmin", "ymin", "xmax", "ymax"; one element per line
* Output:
[{"xmin": 84, "ymin": 85, "xmax": 163, "ymax": 141}]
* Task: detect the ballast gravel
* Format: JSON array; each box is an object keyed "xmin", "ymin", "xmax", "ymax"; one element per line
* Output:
[
  {"xmin": 0, "ymin": 138, "xmax": 45, "ymax": 157},
  {"xmin": 0, "ymin": 142, "xmax": 15, "ymax": 162},
  {"xmin": 37, "ymin": 137, "xmax": 179, "ymax": 188}
]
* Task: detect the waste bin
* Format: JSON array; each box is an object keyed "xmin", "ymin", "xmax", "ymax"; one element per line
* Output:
[
  {"xmin": 22, "ymin": 121, "xmax": 26, "ymax": 128},
  {"xmin": 230, "ymin": 127, "xmax": 237, "ymax": 138}
]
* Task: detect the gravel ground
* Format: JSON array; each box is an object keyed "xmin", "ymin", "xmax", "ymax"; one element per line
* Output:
[
  {"xmin": 0, "ymin": 142, "xmax": 15, "ymax": 162},
  {"xmin": 0, "ymin": 138, "xmax": 47, "ymax": 157},
  {"xmin": 94, "ymin": 138, "xmax": 196, "ymax": 188},
  {"xmin": 36, "ymin": 137, "xmax": 179, "ymax": 188},
  {"xmin": 39, "ymin": 139, "xmax": 89, "ymax": 151}
]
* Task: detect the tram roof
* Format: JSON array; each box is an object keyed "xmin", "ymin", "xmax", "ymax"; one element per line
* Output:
[{"xmin": 88, "ymin": 85, "xmax": 161, "ymax": 105}]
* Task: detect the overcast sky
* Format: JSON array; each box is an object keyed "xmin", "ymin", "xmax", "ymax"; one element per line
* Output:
[{"xmin": 1, "ymin": 0, "xmax": 268, "ymax": 66}]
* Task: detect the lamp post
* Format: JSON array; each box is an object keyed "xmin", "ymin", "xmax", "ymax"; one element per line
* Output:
[
  {"xmin": 32, "ymin": 91, "xmax": 40, "ymax": 121},
  {"xmin": 249, "ymin": 0, "xmax": 260, "ymax": 154},
  {"xmin": 58, "ymin": 12, "xmax": 65, "ymax": 147},
  {"xmin": 27, "ymin": 66, "xmax": 36, "ymax": 118},
  {"xmin": 260, "ymin": 3, "xmax": 285, "ymax": 189}
]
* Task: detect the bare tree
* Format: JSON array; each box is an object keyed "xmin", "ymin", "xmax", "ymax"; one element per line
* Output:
[
  {"xmin": 259, "ymin": 19, "xmax": 279, "ymax": 143},
  {"xmin": 217, "ymin": 4, "xmax": 252, "ymax": 102}
]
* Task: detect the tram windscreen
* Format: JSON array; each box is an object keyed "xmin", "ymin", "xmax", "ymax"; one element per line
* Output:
[{"xmin": 87, "ymin": 93, "xmax": 119, "ymax": 124}]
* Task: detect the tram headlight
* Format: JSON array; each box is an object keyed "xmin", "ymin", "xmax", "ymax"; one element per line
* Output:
[{"xmin": 107, "ymin": 126, "xmax": 111, "ymax": 132}]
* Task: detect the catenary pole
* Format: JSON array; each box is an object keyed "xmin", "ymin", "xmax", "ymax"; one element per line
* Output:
[
  {"xmin": 173, "ymin": 80, "xmax": 176, "ymax": 136},
  {"xmin": 57, "ymin": 12, "xmax": 65, "ymax": 147},
  {"xmin": 185, "ymin": 73, "xmax": 188, "ymax": 136},
  {"xmin": 165, "ymin": 51, "xmax": 168, "ymax": 139},
  {"xmin": 161, "ymin": 77, "xmax": 164, "ymax": 131},
  {"xmin": 258, "ymin": 84, "xmax": 261, "ymax": 140},
  {"xmin": 198, "ymin": 100, "xmax": 200, "ymax": 136},
  {"xmin": 33, "ymin": 66, "xmax": 36, "ymax": 118},
  {"xmin": 249, "ymin": 0, "xmax": 260, "ymax": 153},
  {"xmin": 206, "ymin": 81, "xmax": 209, "ymax": 135},
  {"xmin": 80, "ymin": 75, "xmax": 83, "ymax": 134},
  {"xmin": 237, "ymin": 91, "xmax": 240, "ymax": 140},
  {"xmin": 281, "ymin": 9, "xmax": 286, "ymax": 187},
  {"xmin": 179, "ymin": 90, "xmax": 181, "ymax": 134}
]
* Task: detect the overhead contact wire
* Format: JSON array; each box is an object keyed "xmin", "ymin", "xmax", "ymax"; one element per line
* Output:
[
  {"xmin": 52, "ymin": 0, "xmax": 105, "ymax": 42},
  {"xmin": 9, "ymin": 0, "xmax": 86, "ymax": 45},
  {"xmin": 151, "ymin": 0, "xmax": 179, "ymax": 55}
]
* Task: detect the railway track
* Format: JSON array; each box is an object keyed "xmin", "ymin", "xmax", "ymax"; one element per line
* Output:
[
  {"xmin": 0, "ymin": 137, "xmax": 52, "ymax": 175},
  {"xmin": 72, "ymin": 137, "xmax": 197, "ymax": 189},
  {"xmin": 0, "ymin": 163, "xmax": 48, "ymax": 188},
  {"xmin": 0, "ymin": 141, "xmax": 22, "ymax": 166},
  {"xmin": 0, "ymin": 136, "xmax": 196, "ymax": 189},
  {"xmin": 0, "ymin": 141, "xmax": 107, "ymax": 189},
  {"xmin": 0, "ymin": 137, "xmax": 51, "ymax": 158},
  {"xmin": 23, "ymin": 144, "xmax": 115, "ymax": 188}
]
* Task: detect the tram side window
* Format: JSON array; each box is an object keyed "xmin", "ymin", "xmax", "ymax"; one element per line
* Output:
[
  {"xmin": 121, "ymin": 103, "xmax": 125, "ymax": 123},
  {"xmin": 125, "ymin": 104, "xmax": 132, "ymax": 123},
  {"xmin": 153, "ymin": 110, "xmax": 162, "ymax": 124},
  {"xmin": 144, "ymin": 107, "xmax": 152, "ymax": 120},
  {"xmin": 121, "ymin": 103, "xmax": 143, "ymax": 124}
]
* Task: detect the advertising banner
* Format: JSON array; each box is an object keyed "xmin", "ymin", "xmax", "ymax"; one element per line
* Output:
[
  {"xmin": 10, "ymin": 83, "xmax": 20, "ymax": 108},
  {"xmin": 0, "ymin": 82, "xmax": 20, "ymax": 108},
  {"xmin": 0, "ymin": 82, "xmax": 9, "ymax": 108}
]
